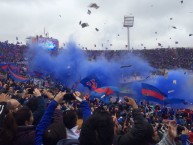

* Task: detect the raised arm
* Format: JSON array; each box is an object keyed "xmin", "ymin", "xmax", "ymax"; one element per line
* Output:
[
  {"xmin": 35, "ymin": 91, "xmax": 66, "ymax": 145},
  {"xmin": 73, "ymin": 91, "xmax": 92, "ymax": 121}
]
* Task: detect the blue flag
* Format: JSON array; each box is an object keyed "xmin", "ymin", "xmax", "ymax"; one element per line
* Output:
[{"xmin": 80, "ymin": 75, "xmax": 102, "ymax": 90}]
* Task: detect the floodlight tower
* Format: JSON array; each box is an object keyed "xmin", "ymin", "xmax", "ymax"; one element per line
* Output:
[{"xmin": 123, "ymin": 16, "xmax": 134, "ymax": 50}]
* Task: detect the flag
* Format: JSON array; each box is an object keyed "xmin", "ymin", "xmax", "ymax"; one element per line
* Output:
[
  {"xmin": 95, "ymin": 87, "xmax": 115, "ymax": 96},
  {"xmin": 141, "ymin": 83, "xmax": 167, "ymax": 101},
  {"xmin": 8, "ymin": 68, "xmax": 29, "ymax": 82},
  {"xmin": 90, "ymin": 86, "xmax": 120, "ymax": 104},
  {"xmin": 9, "ymin": 64, "xmax": 19, "ymax": 74},
  {"xmin": 80, "ymin": 75, "xmax": 102, "ymax": 90}
]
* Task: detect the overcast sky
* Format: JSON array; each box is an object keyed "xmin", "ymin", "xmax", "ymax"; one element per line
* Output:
[{"xmin": 0, "ymin": 0, "xmax": 193, "ymax": 49}]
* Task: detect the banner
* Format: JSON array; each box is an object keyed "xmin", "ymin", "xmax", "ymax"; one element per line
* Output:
[{"xmin": 8, "ymin": 68, "xmax": 29, "ymax": 82}]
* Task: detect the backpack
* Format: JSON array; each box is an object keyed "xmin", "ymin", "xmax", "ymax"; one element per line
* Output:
[{"xmin": 57, "ymin": 139, "xmax": 79, "ymax": 145}]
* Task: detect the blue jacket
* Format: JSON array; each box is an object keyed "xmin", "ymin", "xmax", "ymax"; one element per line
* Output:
[
  {"xmin": 79, "ymin": 100, "xmax": 92, "ymax": 121},
  {"xmin": 35, "ymin": 99, "xmax": 58, "ymax": 145}
]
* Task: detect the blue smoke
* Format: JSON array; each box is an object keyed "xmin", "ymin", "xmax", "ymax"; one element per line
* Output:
[{"xmin": 26, "ymin": 41, "xmax": 153, "ymax": 89}]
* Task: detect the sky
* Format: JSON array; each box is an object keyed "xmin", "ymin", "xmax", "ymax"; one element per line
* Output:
[{"xmin": 0, "ymin": 0, "xmax": 193, "ymax": 50}]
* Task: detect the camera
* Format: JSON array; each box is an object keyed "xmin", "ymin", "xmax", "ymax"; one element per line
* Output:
[
  {"xmin": 28, "ymin": 88, "xmax": 34, "ymax": 94},
  {"xmin": 62, "ymin": 87, "xmax": 76, "ymax": 101},
  {"xmin": 58, "ymin": 85, "xmax": 77, "ymax": 101}
]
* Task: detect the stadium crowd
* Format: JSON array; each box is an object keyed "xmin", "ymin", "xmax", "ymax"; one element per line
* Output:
[
  {"xmin": 0, "ymin": 41, "xmax": 193, "ymax": 145},
  {"xmin": 86, "ymin": 48, "xmax": 193, "ymax": 70},
  {"xmin": 1, "ymin": 41, "xmax": 193, "ymax": 70}
]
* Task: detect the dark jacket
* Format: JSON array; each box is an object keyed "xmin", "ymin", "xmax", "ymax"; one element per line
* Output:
[
  {"xmin": 115, "ymin": 108, "xmax": 154, "ymax": 145},
  {"xmin": 13, "ymin": 125, "xmax": 35, "ymax": 145},
  {"xmin": 33, "ymin": 96, "xmax": 46, "ymax": 126}
]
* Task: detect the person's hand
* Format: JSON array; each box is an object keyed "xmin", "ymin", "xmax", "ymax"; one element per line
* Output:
[
  {"xmin": 73, "ymin": 91, "xmax": 81, "ymax": 98},
  {"xmin": 43, "ymin": 89, "xmax": 54, "ymax": 99},
  {"xmin": 182, "ymin": 127, "xmax": 189, "ymax": 135},
  {"xmin": 168, "ymin": 120, "xmax": 177, "ymax": 139},
  {"xmin": 124, "ymin": 96, "xmax": 138, "ymax": 109},
  {"xmin": 54, "ymin": 91, "xmax": 66, "ymax": 103},
  {"xmin": 73, "ymin": 91, "xmax": 83, "ymax": 102},
  {"xmin": 24, "ymin": 88, "xmax": 29, "ymax": 94},
  {"xmin": 33, "ymin": 88, "xmax": 41, "ymax": 97},
  {"xmin": 14, "ymin": 90, "xmax": 19, "ymax": 96},
  {"xmin": 0, "ymin": 93, "xmax": 10, "ymax": 102},
  {"xmin": 69, "ymin": 105, "xmax": 75, "ymax": 110}
]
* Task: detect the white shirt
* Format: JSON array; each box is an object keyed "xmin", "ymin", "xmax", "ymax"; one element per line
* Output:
[{"xmin": 66, "ymin": 125, "xmax": 80, "ymax": 139}]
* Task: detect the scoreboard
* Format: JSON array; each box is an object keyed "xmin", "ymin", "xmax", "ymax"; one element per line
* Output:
[{"xmin": 27, "ymin": 36, "xmax": 59, "ymax": 50}]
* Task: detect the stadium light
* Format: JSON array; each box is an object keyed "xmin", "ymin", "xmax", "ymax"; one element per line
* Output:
[{"xmin": 123, "ymin": 16, "xmax": 134, "ymax": 50}]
